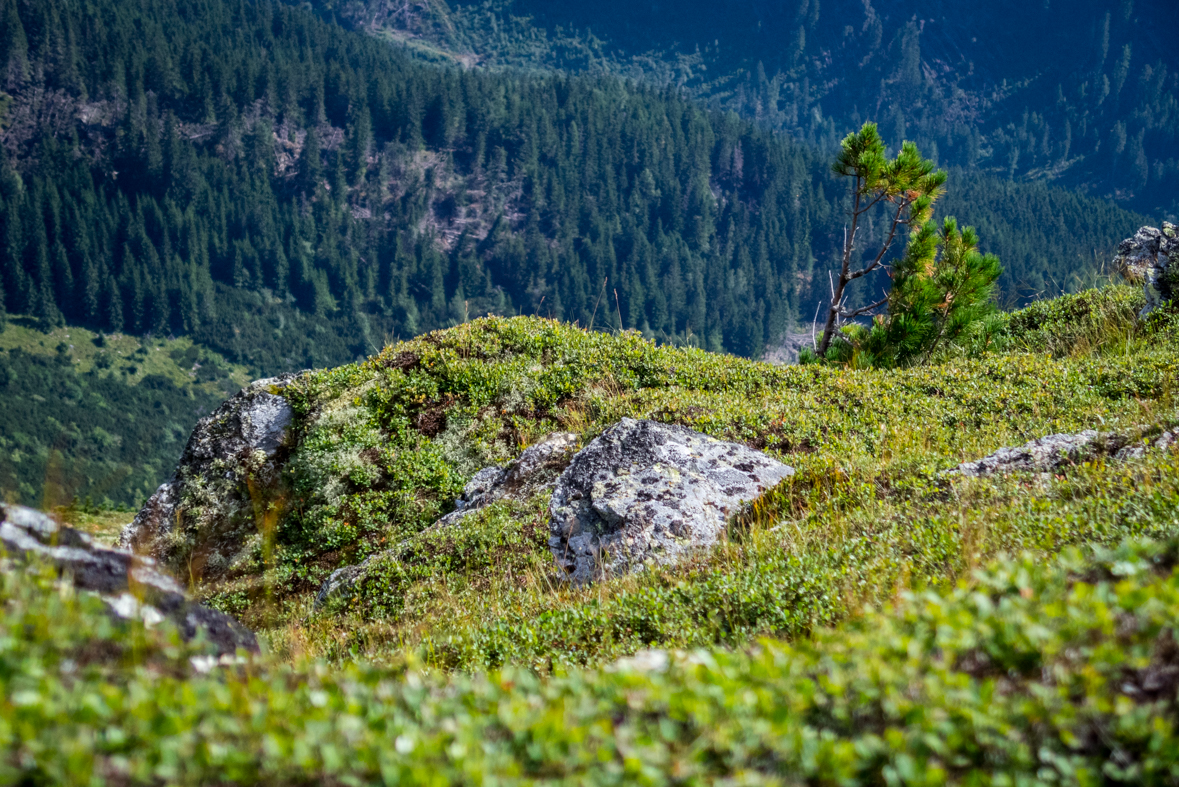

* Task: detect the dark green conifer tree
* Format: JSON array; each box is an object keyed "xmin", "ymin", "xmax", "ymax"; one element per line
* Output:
[{"xmin": 297, "ymin": 129, "xmax": 323, "ymax": 197}]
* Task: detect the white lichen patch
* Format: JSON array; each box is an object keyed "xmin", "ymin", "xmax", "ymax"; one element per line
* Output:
[{"xmin": 289, "ymin": 405, "xmax": 385, "ymax": 510}]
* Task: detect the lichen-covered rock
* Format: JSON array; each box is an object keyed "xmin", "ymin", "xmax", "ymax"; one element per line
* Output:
[
  {"xmin": 314, "ymin": 432, "xmax": 579, "ymax": 610},
  {"xmin": 548, "ymin": 418, "xmax": 794, "ymax": 585},
  {"xmin": 1114, "ymin": 222, "xmax": 1179, "ymax": 316},
  {"xmin": 431, "ymin": 431, "xmax": 579, "ymax": 530},
  {"xmin": 2, "ymin": 504, "xmax": 257, "ymax": 654},
  {"xmin": 952, "ymin": 427, "xmax": 1177, "ymax": 477},
  {"xmin": 953, "ymin": 431, "xmax": 1121, "ymax": 477},
  {"xmin": 121, "ymin": 374, "xmax": 298, "ymax": 581},
  {"xmin": 1114, "ymin": 429, "xmax": 1178, "ymax": 461}
]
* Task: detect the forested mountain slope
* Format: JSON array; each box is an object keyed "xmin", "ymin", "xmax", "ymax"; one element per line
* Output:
[
  {"xmin": 0, "ymin": 0, "xmax": 1154, "ymax": 506},
  {"xmin": 0, "ymin": 0, "xmax": 1150, "ymax": 368},
  {"xmin": 323, "ymin": 0, "xmax": 1179, "ymax": 219}
]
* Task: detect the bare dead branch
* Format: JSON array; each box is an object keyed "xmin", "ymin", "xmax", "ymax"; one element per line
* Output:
[{"xmin": 840, "ymin": 297, "xmax": 888, "ymax": 319}]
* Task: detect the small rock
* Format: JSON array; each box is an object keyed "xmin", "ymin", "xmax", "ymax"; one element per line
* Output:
[
  {"xmin": 610, "ymin": 648, "xmax": 670, "ymax": 673},
  {"xmin": 314, "ymin": 562, "xmax": 367, "ymax": 610},
  {"xmin": 431, "ymin": 431, "xmax": 579, "ymax": 530},
  {"xmin": 1, "ymin": 504, "xmax": 257, "ymax": 654},
  {"xmin": 1114, "ymin": 222, "xmax": 1179, "ymax": 317},
  {"xmin": 121, "ymin": 374, "xmax": 298, "ymax": 580},
  {"xmin": 953, "ymin": 431, "xmax": 1120, "ymax": 477},
  {"xmin": 1114, "ymin": 429, "xmax": 1178, "ymax": 461},
  {"xmin": 953, "ymin": 427, "xmax": 1176, "ymax": 477},
  {"xmin": 548, "ymin": 418, "xmax": 794, "ymax": 584}
]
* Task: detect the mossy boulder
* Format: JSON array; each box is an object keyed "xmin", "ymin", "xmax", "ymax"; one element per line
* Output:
[
  {"xmin": 121, "ymin": 375, "xmax": 299, "ymax": 581},
  {"xmin": 1114, "ymin": 222, "xmax": 1179, "ymax": 315},
  {"xmin": 549, "ymin": 418, "xmax": 794, "ymax": 584}
]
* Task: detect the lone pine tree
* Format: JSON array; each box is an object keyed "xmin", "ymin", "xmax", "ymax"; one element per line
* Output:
[{"xmin": 808, "ymin": 123, "xmax": 1002, "ymax": 368}]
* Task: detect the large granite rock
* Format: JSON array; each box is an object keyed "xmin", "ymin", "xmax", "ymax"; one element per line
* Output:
[
  {"xmin": 2, "ymin": 504, "xmax": 257, "ymax": 654},
  {"xmin": 121, "ymin": 374, "xmax": 298, "ymax": 581},
  {"xmin": 952, "ymin": 427, "xmax": 1177, "ymax": 477},
  {"xmin": 549, "ymin": 418, "xmax": 794, "ymax": 584},
  {"xmin": 1114, "ymin": 222, "xmax": 1179, "ymax": 316},
  {"xmin": 314, "ymin": 432, "xmax": 580, "ymax": 609}
]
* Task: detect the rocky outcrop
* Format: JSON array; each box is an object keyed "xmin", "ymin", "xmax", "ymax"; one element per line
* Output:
[
  {"xmin": 548, "ymin": 418, "xmax": 794, "ymax": 584},
  {"xmin": 1115, "ymin": 222, "xmax": 1179, "ymax": 317},
  {"xmin": 2, "ymin": 504, "xmax": 257, "ymax": 654},
  {"xmin": 952, "ymin": 427, "xmax": 1177, "ymax": 477},
  {"xmin": 314, "ymin": 432, "xmax": 580, "ymax": 609},
  {"xmin": 121, "ymin": 374, "xmax": 298, "ymax": 581}
]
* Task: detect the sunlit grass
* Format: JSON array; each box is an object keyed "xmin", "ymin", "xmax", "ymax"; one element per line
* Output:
[{"xmin": 183, "ymin": 285, "xmax": 1179, "ymax": 669}]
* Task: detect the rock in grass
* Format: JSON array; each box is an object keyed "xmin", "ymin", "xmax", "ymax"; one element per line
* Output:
[
  {"xmin": 2, "ymin": 504, "xmax": 257, "ymax": 654},
  {"xmin": 549, "ymin": 418, "xmax": 794, "ymax": 585},
  {"xmin": 121, "ymin": 374, "xmax": 298, "ymax": 581},
  {"xmin": 1114, "ymin": 222, "xmax": 1179, "ymax": 317},
  {"xmin": 313, "ymin": 432, "xmax": 580, "ymax": 610},
  {"xmin": 954, "ymin": 431, "xmax": 1122, "ymax": 477},
  {"xmin": 1115, "ymin": 429, "xmax": 1178, "ymax": 460},
  {"xmin": 953, "ymin": 427, "xmax": 1178, "ymax": 477}
]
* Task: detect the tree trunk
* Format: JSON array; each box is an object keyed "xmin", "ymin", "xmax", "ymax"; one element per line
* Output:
[{"xmin": 817, "ymin": 183, "xmax": 860, "ymax": 356}]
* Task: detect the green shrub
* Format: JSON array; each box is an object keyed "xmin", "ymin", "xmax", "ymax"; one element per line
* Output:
[{"xmin": 8, "ymin": 538, "xmax": 1179, "ymax": 784}]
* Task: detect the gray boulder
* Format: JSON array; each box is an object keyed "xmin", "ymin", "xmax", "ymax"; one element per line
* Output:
[
  {"xmin": 314, "ymin": 432, "xmax": 580, "ymax": 609},
  {"xmin": 1114, "ymin": 429, "xmax": 1178, "ymax": 461},
  {"xmin": 953, "ymin": 427, "xmax": 1177, "ymax": 477},
  {"xmin": 2, "ymin": 504, "xmax": 257, "ymax": 654},
  {"xmin": 549, "ymin": 418, "xmax": 794, "ymax": 584},
  {"xmin": 1114, "ymin": 222, "xmax": 1179, "ymax": 317},
  {"xmin": 121, "ymin": 374, "xmax": 298, "ymax": 581}
]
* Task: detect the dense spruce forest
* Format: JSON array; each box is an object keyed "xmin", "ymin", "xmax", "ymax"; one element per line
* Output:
[
  {"xmin": 326, "ymin": 0, "xmax": 1179, "ymax": 219},
  {"xmin": 0, "ymin": 0, "xmax": 1151, "ymax": 366},
  {"xmin": 0, "ymin": 0, "xmax": 1155, "ymax": 505}
]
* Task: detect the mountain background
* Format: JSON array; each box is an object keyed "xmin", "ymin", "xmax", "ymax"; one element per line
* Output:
[
  {"xmin": 320, "ymin": 0, "xmax": 1179, "ymax": 219},
  {"xmin": 0, "ymin": 0, "xmax": 1161, "ymax": 506}
]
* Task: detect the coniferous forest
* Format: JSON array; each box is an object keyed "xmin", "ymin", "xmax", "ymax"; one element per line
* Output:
[
  {"xmin": 0, "ymin": 0, "xmax": 1152, "ymax": 364},
  {"xmin": 0, "ymin": 0, "xmax": 1157, "ymax": 504},
  {"xmin": 327, "ymin": 0, "xmax": 1179, "ymax": 219}
]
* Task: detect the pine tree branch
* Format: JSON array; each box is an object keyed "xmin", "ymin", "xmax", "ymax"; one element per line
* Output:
[
  {"xmin": 848, "ymin": 199, "xmax": 908, "ymax": 279},
  {"xmin": 840, "ymin": 297, "xmax": 888, "ymax": 319},
  {"xmin": 845, "ymin": 259, "xmax": 888, "ymax": 281}
]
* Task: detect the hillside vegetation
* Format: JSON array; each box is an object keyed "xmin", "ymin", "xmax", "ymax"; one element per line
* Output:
[
  {"xmin": 16, "ymin": 535, "xmax": 1179, "ymax": 784},
  {"xmin": 0, "ymin": 319, "xmax": 249, "ymax": 507},
  {"xmin": 5, "ymin": 1, "xmax": 1179, "ymax": 781},
  {"xmin": 2, "ymin": 283, "xmax": 1179, "ymax": 782},
  {"xmin": 120, "ymin": 284, "xmax": 1174, "ymax": 674}
]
